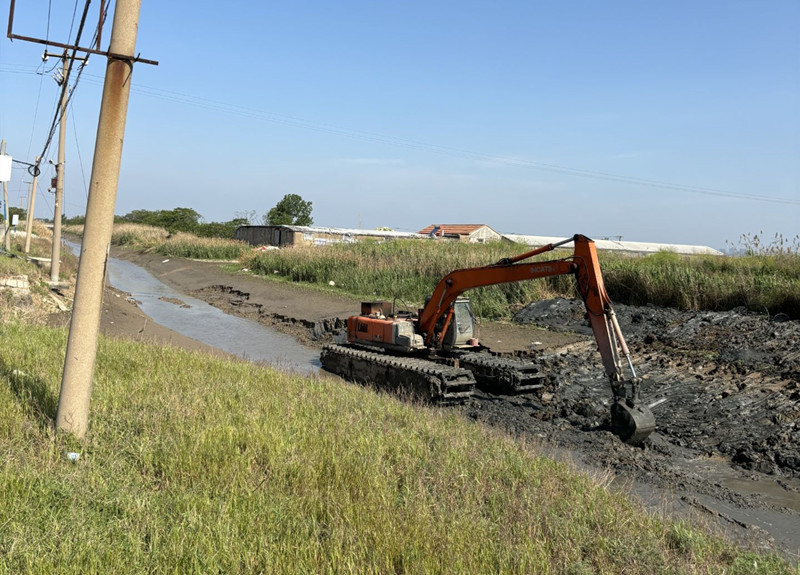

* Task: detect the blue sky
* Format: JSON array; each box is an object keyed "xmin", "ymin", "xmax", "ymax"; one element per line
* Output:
[{"xmin": 1, "ymin": 1, "xmax": 798, "ymax": 249}]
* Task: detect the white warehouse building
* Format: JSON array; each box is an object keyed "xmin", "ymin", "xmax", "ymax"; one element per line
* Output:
[{"xmin": 503, "ymin": 234, "xmax": 723, "ymax": 256}]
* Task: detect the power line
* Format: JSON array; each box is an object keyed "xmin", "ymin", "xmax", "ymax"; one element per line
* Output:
[
  {"xmin": 24, "ymin": 71, "xmax": 46, "ymax": 165},
  {"xmin": 32, "ymin": 0, "xmax": 92, "ymax": 175},
  {"xmin": 3, "ymin": 71, "xmax": 797, "ymax": 205},
  {"xmin": 69, "ymin": 99, "xmax": 89, "ymax": 199},
  {"xmin": 101, "ymin": 82, "xmax": 800, "ymax": 205},
  {"xmin": 45, "ymin": 1, "xmax": 52, "ymax": 44},
  {"xmin": 67, "ymin": 0, "xmax": 81, "ymax": 46}
]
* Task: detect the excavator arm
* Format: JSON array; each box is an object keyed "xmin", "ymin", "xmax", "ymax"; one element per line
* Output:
[{"xmin": 418, "ymin": 234, "xmax": 655, "ymax": 444}]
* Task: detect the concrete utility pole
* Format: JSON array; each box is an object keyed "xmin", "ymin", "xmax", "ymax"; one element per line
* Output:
[
  {"xmin": 23, "ymin": 156, "xmax": 40, "ymax": 255},
  {"xmin": 57, "ymin": 0, "xmax": 142, "ymax": 438},
  {"xmin": 50, "ymin": 52, "xmax": 71, "ymax": 282},
  {"xmin": 0, "ymin": 140, "xmax": 9, "ymax": 250}
]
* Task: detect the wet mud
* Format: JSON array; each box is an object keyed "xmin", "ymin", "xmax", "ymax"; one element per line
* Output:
[{"xmin": 475, "ymin": 298, "xmax": 800, "ymax": 558}]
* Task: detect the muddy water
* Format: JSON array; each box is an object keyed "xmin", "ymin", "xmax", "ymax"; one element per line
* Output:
[{"xmin": 66, "ymin": 241, "xmax": 320, "ymax": 372}]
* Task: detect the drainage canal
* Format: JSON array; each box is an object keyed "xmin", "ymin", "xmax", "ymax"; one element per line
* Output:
[{"xmin": 66, "ymin": 241, "xmax": 321, "ymax": 373}]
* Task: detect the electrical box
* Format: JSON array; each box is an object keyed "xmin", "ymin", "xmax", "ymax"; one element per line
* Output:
[{"xmin": 0, "ymin": 155, "xmax": 11, "ymax": 182}]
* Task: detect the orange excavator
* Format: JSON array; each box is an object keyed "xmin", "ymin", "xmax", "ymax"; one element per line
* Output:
[{"xmin": 321, "ymin": 234, "xmax": 656, "ymax": 445}]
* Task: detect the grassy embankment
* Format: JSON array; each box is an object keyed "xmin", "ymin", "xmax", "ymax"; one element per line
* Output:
[
  {"xmin": 0, "ymin": 313, "xmax": 796, "ymax": 573},
  {"xmin": 63, "ymin": 223, "xmax": 247, "ymax": 261},
  {"xmin": 5, "ymin": 220, "xmax": 57, "ymax": 260},
  {"xmin": 70, "ymin": 223, "xmax": 800, "ymax": 319},
  {"xmin": 107, "ymin": 223, "xmax": 247, "ymax": 260}
]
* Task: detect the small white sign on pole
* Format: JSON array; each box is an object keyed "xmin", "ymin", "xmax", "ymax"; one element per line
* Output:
[{"xmin": 0, "ymin": 155, "xmax": 11, "ymax": 182}]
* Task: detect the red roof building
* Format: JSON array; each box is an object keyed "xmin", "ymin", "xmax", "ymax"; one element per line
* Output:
[{"xmin": 417, "ymin": 224, "xmax": 503, "ymax": 243}]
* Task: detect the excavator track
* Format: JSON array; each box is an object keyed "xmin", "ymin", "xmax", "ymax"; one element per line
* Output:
[
  {"xmin": 453, "ymin": 352, "xmax": 549, "ymax": 394},
  {"xmin": 321, "ymin": 344, "xmax": 476, "ymax": 404}
]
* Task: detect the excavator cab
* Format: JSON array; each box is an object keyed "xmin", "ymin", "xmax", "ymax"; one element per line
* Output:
[{"xmin": 439, "ymin": 297, "xmax": 478, "ymax": 350}]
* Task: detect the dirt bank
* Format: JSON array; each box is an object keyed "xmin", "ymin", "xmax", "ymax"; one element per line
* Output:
[
  {"xmin": 108, "ymin": 248, "xmax": 800, "ymax": 561},
  {"xmin": 47, "ymin": 284, "xmax": 233, "ymax": 358}
]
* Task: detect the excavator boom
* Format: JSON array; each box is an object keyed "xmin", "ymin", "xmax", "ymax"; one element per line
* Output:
[
  {"xmin": 323, "ymin": 234, "xmax": 655, "ymax": 445},
  {"xmin": 417, "ymin": 234, "xmax": 654, "ymax": 443}
]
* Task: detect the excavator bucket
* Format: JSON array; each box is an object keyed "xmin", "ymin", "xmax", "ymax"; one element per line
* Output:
[{"xmin": 611, "ymin": 399, "xmax": 656, "ymax": 446}]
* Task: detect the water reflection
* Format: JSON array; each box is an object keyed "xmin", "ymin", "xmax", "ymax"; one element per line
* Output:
[{"xmin": 66, "ymin": 241, "xmax": 320, "ymax": 372}]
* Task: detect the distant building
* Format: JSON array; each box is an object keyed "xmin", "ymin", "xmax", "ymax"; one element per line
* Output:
[
  {"xmin": 503, "ymin": 234, "xmax": 723, "ymax": 256},
  {"xmin": 235, "ymin": 225, "xmax": 424, "ymax": 248},
  {"xmin": 236, "ymin": 224, "xmax": 722, "ymax": 255},
  {"xmin": 417, "ymin": 224, "xmax": 504, "ymax": 243}
]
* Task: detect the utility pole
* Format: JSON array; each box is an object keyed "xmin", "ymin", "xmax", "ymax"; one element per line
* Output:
[
  {"xmin": 47, "ymin": 50, "xmax": 81, "ymax": 283},
  {"xmin": 0, "ymin": 140, "xmax": 9, "ymax": 250},
  {"xmin": 50, "ymin": 71, "xmax": 66, "ymax": 280},
  {"xmin": 23, "ymin": 156, "xmax": 39, "ymax": 255},
  {"xmin": 57, "ymin": 0, "xmax": 142, "ymax": 438}
]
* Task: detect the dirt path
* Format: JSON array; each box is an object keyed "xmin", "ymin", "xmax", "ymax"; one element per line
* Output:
[{"xmin": 108, "ymin": 248, "xmax": 800, "ymax": 561}]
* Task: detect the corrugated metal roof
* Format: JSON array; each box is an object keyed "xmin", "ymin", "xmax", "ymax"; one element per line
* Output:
[
  {"xmin": 417, "ymin": 224, "xmax": 492, "ymax": 236},
  {"xmin": 269, "ymin": 225, "xmax": 425, "ymax": 239},
  {"xmin": 503, "ymin": 234, "xmax": 723, "ymax": 256}
]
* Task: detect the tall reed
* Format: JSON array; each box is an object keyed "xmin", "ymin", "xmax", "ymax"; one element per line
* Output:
[
  {"xmin": 156, "ymin": 232, "xmax": 248, "ymax": 260},
  {"xmin": 241, "ymin": 240, "xmax": 577, "ymax": 319},
  {"xmin": 65, "ymin": 223, "xmax": 247, "ymax": 261},
  {"xmin": 242, "ymin": 240, "xmax": 800, "ymax": 319}
]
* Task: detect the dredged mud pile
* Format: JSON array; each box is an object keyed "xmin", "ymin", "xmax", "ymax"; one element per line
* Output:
[
  {"xmin": 460, "ymin": 298, "xmax": 800, "ymax": 557},
  {"xmin": 507, "ymin": 298, "xmax": 799, "ymax": 477}
]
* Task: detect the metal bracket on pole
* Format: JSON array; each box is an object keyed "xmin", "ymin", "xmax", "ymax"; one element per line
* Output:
[{"xmin": 7, "ymin": 0, "xmax": 158, "ymax": 66}]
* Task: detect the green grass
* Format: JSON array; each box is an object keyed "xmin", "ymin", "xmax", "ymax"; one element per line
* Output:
[
  {"xmin": 240, "ymin": 240, "xmax": 577, "ymax": 319},
  {"xmin": 0, "ymin": 253, "xmax": 38, "ymax": 277},
  {"xmin": 155, "ymin": 232, "xmax": 248, "ymax": 260},
  {"xmin": 65, "ymin": 224, "xmax": 800, "ymax": 318},
  {"xmin": 0, "ymin": 321, "xmax": 796, "ymax": 574},
  {"xmin": 241, "ymin": 240, "xmax": 800, "ymax": 320}
]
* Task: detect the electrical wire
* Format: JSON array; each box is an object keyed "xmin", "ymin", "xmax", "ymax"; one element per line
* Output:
[
  {"xmin": 45, "ymin": 1, "xmax": 52, "ymax": 45},
  {"xmin": 67, "ymin": 0, "xmax": 81, "ymax": 47},
  {"xmin": 24, "ymin": 72, "xmax": 46, "ymax": 167},
  {"xmin": 88, "ymin": 0, "xmax": 111, "ymax": 51},
  {"xmin": 71, "ymin": 75, "xmax": 800, "ymax": 206},
  {"xmin": 31, "ymin": 0, "xmax": 92, "ymax": 176},
  {"xmin": 69, "ymin": 99, "xmax": 89, "ymax": 200}
]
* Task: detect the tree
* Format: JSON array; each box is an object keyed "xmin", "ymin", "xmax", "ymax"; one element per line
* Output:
[
  {"xmin": 160, "ymin": 207, "xmax": 202, "ymax": 233},
  {"xmin": 119, "ymin": 207, "xmax": 202, "ymax": 234},
  {"xmin": 194, "ymin": 217, "xmax": 249, "ymax": 238},
  {"xmin": 264, "ymin": 194, "xmax": 313, "ymax": 226},
  {"xmin": 234, "ymin": 209, "xmax": 259, "ymax": 225},
  {"xmin": 3, "ymin": 206, "xmax": 26, "ymax": 224}
]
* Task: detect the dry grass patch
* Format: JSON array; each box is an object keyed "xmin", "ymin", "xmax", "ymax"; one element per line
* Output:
[{"xmin": 156, "ymin": 233, "xmax": 247, "ymax": 260}]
